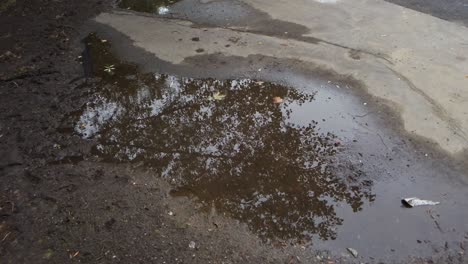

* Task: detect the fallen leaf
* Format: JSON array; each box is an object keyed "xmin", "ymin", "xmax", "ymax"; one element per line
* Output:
[
  {"xmin": 273, "ymin": 96, "xmax": 283, "ymax": 104},
  {"xmin": 212, "ymin": 92, "xmax": 226, "ymax": 101},
  {"xmin": 103, "ymin": 64, "xmax": 115, "ymax": 74},
  {"xmin": 255, "ymin": 81, "xmax": 264, "ymax": 85},
  {"xmin": 43, "ymin": 249, "xmax": 54, "ymax": 259}
]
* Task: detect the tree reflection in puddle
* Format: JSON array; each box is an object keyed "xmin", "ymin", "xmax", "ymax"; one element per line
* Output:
[{"xmin": 77, "ymin": 33, "xmax": 375, "ymax": 243}]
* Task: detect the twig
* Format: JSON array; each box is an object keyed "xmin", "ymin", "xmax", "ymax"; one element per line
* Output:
[
  {"xmin": 351, "ymin": 111, "xmax": 373, "ymax": 118},
  {"xmin": 377, "ymin": 133, "xmax": 388, "ymax": 149},
  {"xmin": 1, "ymin": 232, "xmax": 11, "ymax": 242},
  {"xmin": 434, "ymin": 220, "xmax": 443, "ymax": 233}
]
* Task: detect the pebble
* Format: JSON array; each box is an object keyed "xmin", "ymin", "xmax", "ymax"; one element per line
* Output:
[
  {"xmin": 347, "ymin": 247, "xmax": 358, "ymax": 258},
  {"xmin": 189, "ymin": 241, "xmax": 196, "ymax": 249}
]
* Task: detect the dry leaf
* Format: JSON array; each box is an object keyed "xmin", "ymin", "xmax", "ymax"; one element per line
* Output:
[
  {"xmin": 212, "ymin": 92, "xmax": 226, "ymax": 101},
  {"xmin": 273, "ymin": 96, "xmax": 283, "ymax": 104},
  {"xmin": 70, "ymin": 251, "xmax": 80, "ymax": 259}
]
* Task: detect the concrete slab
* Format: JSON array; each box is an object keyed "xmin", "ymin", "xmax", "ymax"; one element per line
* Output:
[{"xmin": 94, "ymin": 3, "xmax": 468, "ymax": 156}]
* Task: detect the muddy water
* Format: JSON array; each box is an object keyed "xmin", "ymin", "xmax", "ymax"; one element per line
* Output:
[
  {"xmin": 117, "ymin": 0, "xmax": 179, "ymax": 13},
  {"xmin": 77, "ymin": 33, "xmax": 374, "ymax": 243}
]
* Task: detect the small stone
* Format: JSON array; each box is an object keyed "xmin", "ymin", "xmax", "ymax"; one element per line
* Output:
[
  {"xmin": 347, "ymin": 247, "xmax": 358, "ymax": 258},
  {"xmin": 189, "ymin": 241, "xmax": 196, "ymax": 249}
]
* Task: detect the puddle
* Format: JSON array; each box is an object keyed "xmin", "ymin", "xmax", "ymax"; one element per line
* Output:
[
  {"xmin": 76, "ymin": 33, "xmax": 374, "ymax": 243},
  {"xmin": 117, "ymin": 0, "xmax": 179, "ymax": 13}
]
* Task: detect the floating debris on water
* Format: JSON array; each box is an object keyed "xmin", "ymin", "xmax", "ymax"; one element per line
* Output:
[
  {"xmin": 273, "ymin": 96, "xmax": 283, "ymax": 104},
  {"xmin": 210, "ymin": 91, "xmax": 226, "ymax": 101}
]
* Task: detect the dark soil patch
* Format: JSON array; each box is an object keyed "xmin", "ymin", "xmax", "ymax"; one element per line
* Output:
[{"xmin": 0, "ymin": 1, "xmax": 288, "ymax": 263}]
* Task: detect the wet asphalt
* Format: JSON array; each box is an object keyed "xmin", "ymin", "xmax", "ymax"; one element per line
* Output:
[{"xmin": 386, "ymin": 0, "xmax": 468, "ymax": 26}]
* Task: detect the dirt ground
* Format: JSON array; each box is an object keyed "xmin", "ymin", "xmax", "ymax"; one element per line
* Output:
[
  {"xmin": 0, "ymin": 1, "xmax": 285, "ymax": 263},
  {"xmin": 0, "ymin": 1, "xmax": 349, "ymax": 263},
  {"xmin": 1, "ymin": 1, "xmax": 468, "ymax": 264}
]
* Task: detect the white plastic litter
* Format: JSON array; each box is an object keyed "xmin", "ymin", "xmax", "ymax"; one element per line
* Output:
[
  {"xmin": 158, "ymin": 7, "xmax": 169, "ymax": 15},
  {"xmin": 402, "ymin": 197, "xmax": 440, "ymax": 207}
]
